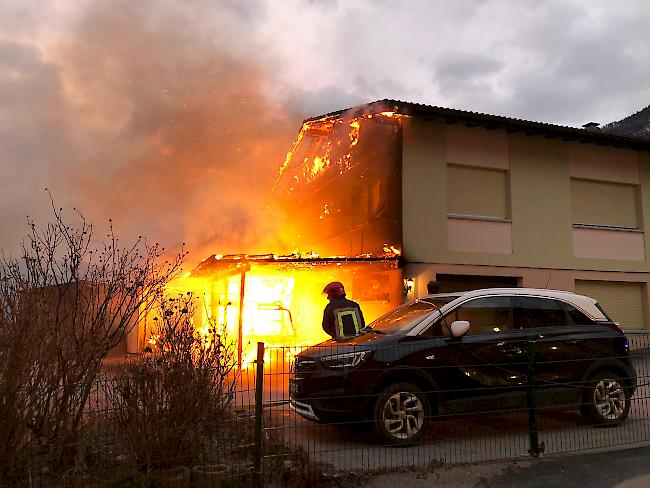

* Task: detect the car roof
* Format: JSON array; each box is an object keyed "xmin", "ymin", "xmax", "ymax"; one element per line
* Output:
[
  {"xmin": 421, "ymin": 287, "xmax": 607, "ymax": 321},
  {"xmin": 421, "ymin": 293, "xmax": 464, "ymax": 302}
]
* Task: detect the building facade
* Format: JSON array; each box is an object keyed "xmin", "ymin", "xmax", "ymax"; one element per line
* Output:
[{"xmin": 274, "ymin": 100, "xmax": 650, "ymax": 331}]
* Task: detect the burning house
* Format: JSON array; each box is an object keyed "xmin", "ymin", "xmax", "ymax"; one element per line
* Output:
[
  {"xmin": 134, "ymin": 99, "xmax": 650, "ymax": 362},
  {"xmin": 184, "ymin": 254, "xmax": 401, "ymax": 365}
]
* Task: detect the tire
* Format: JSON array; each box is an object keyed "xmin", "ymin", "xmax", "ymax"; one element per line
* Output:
[
  {"xmin": 372, "ymin": 382, "xmax": 431, "ymax": 445},
  {"xmin": 580, "ymin": 370, "xmax": 631, "ymax": 426}
]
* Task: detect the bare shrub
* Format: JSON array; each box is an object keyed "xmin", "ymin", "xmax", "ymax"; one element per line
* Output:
[
  {"xmin": 0, "ymin": 199, "xmax": 185, "ymax": 482},
  {"xmin": 109, "ymin": 292, "xmax": 237, "ymax": 473}
]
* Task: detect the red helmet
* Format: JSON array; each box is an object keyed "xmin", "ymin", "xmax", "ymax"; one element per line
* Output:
[{"xmin": 323, "ymin": 281, "xmax": 346, "ymax": 299}]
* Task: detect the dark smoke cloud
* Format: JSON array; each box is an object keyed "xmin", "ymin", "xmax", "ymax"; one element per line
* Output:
[{"xmin": 0, "ymin": 0, "xmax": 306, "ymax": 263}]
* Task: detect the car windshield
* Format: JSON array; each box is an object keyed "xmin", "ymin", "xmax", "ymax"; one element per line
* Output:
[{"xmin": 368, "ymin": 300, "xmax": 438, "ymax": 334}]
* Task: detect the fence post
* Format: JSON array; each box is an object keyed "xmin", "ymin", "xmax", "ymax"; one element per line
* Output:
[
  {"xmin": 253, "ymin": 342, "xmax": 265, "ymax": 487},
  {"xmin": 526, "ymin": 340, "xmax": 542, "ymax": 457}
]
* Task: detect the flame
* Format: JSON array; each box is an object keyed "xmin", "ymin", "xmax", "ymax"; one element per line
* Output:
[
  {"xmin": 152, "ymin": 108, "xmax": 409, "ymax": 369},
  {"xmin": 272, "ymin": 108, "xmax": 410, "ymax": 197},
  {"xmin": 165, "ymin": 266, "xmax": 331, "ymax": 367},
  {"xmin": 147, "ymin": 334, "xmax": 160, "ymax": 348},
  {"xmin": 162, "ymin": 254, "xmax": 401, "ymax": 371},
  {"xmin": 308, "ymin": 155, "xmax": 328, "ymax": 180},
  {"xmin": 319, "ymin": 203, "xmax": 331, "ymax": 220},
  {"xmin": 272, "ymin": 122, "xmax": 308, "ymax": 193},
  {"xmin": 383, "ymin": 244, "xmax": 401, "ymax": 256},
  {"xmin": 349, "ymin": 120, "xmax": 360, "ymax": 147}
]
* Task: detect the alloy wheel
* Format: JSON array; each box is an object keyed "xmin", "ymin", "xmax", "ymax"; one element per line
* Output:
[
  {"xmin": 594, "ymin": 378, "xmax": 627, "ymax": 421},
  {"xmin": 382, "ymin": 391, "xmax": 425, "ymax": 440}
]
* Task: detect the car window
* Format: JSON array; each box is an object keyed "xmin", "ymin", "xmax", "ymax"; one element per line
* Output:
[
  {"xmin": 560, "ymin": 301, "xmax": 595, "ymax": 325},
  {"xmin": 369, "ymin": 300, "xmax": 437, "ymax": 333},
  {"xmin": 420, "ymin": 316, "xmax": 453, "ymax": 337},
  {"xmin": 451, "ymin": 296, "xmax": 514, "ymax": 334},
  {"xmin": 518, "ymin": 297, "xmax": 567, "ymax": 328}
]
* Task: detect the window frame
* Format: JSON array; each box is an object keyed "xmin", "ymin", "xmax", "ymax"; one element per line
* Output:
[
  {"xmin": 515, "ymin": 296, "xmax": 570, "ymax": 329},
  {"xmin": 419, "ymin": 294, "xmax": 599, "ymax": 338},
  {"xmin": 439, "ymin": 295, "xmax": 517, "ymax": 336}
]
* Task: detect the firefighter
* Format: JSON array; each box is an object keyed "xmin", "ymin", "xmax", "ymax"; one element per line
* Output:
[{"xmin": 321, "ymin": 281, "xmax": 366, "ymax": 339}]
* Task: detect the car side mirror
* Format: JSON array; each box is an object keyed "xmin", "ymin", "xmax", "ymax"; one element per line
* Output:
[{"xmin": 450, "ymin": 320, "xmax": 470, "ymax": 337}]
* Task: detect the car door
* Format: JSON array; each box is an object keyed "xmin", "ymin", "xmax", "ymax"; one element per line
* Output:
[
  {"xmin": 514, "ymin": 296, "xmax": 570, "ymax": 392},
  {"xmin": 440, "ymin": 296, "xmax": 528, "ymax": 412},
  {"xmin": 516, "ymin": 296, "xmax": 612, "ymax": 399}
]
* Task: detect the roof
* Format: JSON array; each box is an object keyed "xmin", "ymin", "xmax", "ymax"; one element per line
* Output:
[
  {"xmin": 191, "ymin": 252, "xmax": 400, "ymax": 277},
  {"xmin": 305, "ymin": 99, "xmax": 650, "ymax": 152}
]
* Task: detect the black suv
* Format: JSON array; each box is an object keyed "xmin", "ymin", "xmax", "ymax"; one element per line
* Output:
[{"xmin": 289, "ymin": 288, "xmax": 637, "ymax": 444}]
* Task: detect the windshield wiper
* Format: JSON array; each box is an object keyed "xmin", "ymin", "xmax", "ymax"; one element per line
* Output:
[{"xmin": 361, "ymin": 327, "xmax": 385, "ymax": 335}]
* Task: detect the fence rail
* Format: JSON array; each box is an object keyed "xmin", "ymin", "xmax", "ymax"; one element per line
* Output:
[{"xmin": 4, "ymin": 333, "xmax": 650, "ymax": 486}]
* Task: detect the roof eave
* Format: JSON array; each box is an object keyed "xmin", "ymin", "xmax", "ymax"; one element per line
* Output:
[{"xmin": 304, "ymin": 99, "xmax": 650, "ymax": 151}]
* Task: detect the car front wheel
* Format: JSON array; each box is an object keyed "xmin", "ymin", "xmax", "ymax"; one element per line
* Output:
[
  {"xmin": 373, "ymin": 383, "xmax": 430, "ymax": 445},
  {"xmin": 581, "ymin": 371, "xmax": 631, "ymax": 426}
]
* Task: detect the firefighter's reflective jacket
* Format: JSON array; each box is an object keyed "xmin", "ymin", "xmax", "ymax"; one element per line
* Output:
[{"xmin": 322, "ymin": 297, "xmax": 366, "ymax": 338}]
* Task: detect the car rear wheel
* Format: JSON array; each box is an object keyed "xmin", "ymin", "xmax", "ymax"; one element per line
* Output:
[
  {"xmin": 581, "ymin": 370, "xmax": 630, "ymax": 426},
  {"xmin": 373, "ymin": 383, "xmax": 430, "ymax": 445}
]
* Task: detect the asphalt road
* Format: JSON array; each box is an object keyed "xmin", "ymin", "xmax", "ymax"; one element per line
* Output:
[
  {"xmin": 364, "ymin": 445, "xmax": 650, "ymax": 488},
  {"xmin": 482, "ymin": 446, "xmax": 650, "ymax": 488}
]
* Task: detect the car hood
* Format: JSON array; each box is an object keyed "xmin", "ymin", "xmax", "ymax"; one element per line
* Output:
[{"xmin": 298, "ymin": 332, "xmax": 398, "ymax": 359}]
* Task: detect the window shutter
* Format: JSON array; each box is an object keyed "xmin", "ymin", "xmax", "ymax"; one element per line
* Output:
[
  {"xmin": 447, "ymin": 165, "xmax": 508, "ymax": 218},
  {"xmin": 571, "ymin": 179, "xmax": 638, "ymax": 228}
]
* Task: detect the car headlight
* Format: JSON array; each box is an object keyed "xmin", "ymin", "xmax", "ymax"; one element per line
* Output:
[{"xmin": 320, "ymin": 351, "xmax": 370, "ymax": 370}]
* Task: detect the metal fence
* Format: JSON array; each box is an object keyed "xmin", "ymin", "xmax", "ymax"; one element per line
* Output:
[
  {"xmin": 257, "ymin": 332, "xmax": 650, "ymax": 484},
  {"xmin": 5, "ymin": 333, "xmax": 650, "ymax": 486},
  {"xmin": 7, "ymin": 369, "xmax": 264, "ymax": 487}
]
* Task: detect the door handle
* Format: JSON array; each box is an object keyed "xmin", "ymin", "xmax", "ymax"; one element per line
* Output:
[{"xmin": 504, "ymin": 346, "xmax": 523, "ymax": 355}]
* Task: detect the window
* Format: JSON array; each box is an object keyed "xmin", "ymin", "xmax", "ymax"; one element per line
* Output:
[
  {"xmin": 452, "ymin": 296, "xmax": 514, "ymax": 334},
  {"xmin": 369, "ymin": 300, "xmax": 437, "ymax": 334},
  {"xmin": 571, "ymin": 179, "xmax": 639, "ymax": 229},
  {"xmin": 560, "ymin": 302, "xmax": 594, "ymax": 326},
  {"xmin": 518, "ymin": 297, "xmax": 567, "ymax": 328},
  {"xmin": 447, "ymin": 165, "xmax": 509, "ymax": 219}
]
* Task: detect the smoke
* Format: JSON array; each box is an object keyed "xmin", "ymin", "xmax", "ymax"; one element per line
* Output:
[{"xmin": 0, "ymin": 0, "xmax": 305, "ymax": 263}]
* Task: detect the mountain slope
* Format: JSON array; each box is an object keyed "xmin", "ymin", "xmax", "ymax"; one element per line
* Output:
[{"xmin": 602, "ymin": 104, "xmax": 650, "ymax": 139}]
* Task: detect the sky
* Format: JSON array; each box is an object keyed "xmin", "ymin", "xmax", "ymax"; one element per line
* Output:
[{"xmin": 1, "ymin": 0, "xmax": 649, "ymax": 260}]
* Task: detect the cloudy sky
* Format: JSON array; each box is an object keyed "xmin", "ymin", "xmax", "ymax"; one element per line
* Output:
[{"xmin": 1, "ymin": 0, "xmax": 649, "ymax": 259}]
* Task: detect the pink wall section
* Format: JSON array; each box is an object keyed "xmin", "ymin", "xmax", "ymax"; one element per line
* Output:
[
  {"xmin": 573, "ymin": 227, "xmax": 646, "ymax": 260},
  {"xmin": 569, "ymin": 143, "xmax": 639, "ymax": 184},
  {"xmin": 446, "ymin": 125, "xmax": 509, "ymax": 169},
  {"xmin": 448, "ymin": 218, "xmax": 512, "ymax": 254}
]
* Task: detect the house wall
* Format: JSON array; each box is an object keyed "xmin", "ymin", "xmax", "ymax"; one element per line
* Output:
[{"xmin": 401, "ymin": 118, "xmax": 650, "ymax": 329}]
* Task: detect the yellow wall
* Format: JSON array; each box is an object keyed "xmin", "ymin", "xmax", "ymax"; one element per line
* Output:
[
  {"xmin": 401, "ymin": 118, "xmax": 649, "ymax": 273},
  {"xmin": 402, "ymin": 119, "xmax": 448, "ymax": 262}
]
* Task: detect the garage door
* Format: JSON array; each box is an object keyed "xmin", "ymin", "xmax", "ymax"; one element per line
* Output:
[
  {"xmin": 433, "ymin": 274, "xmax": 519, "ymax": 293},
  {"xmin": 574, "ymin": 280, "xmax": 645, "ymax": 329}
]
